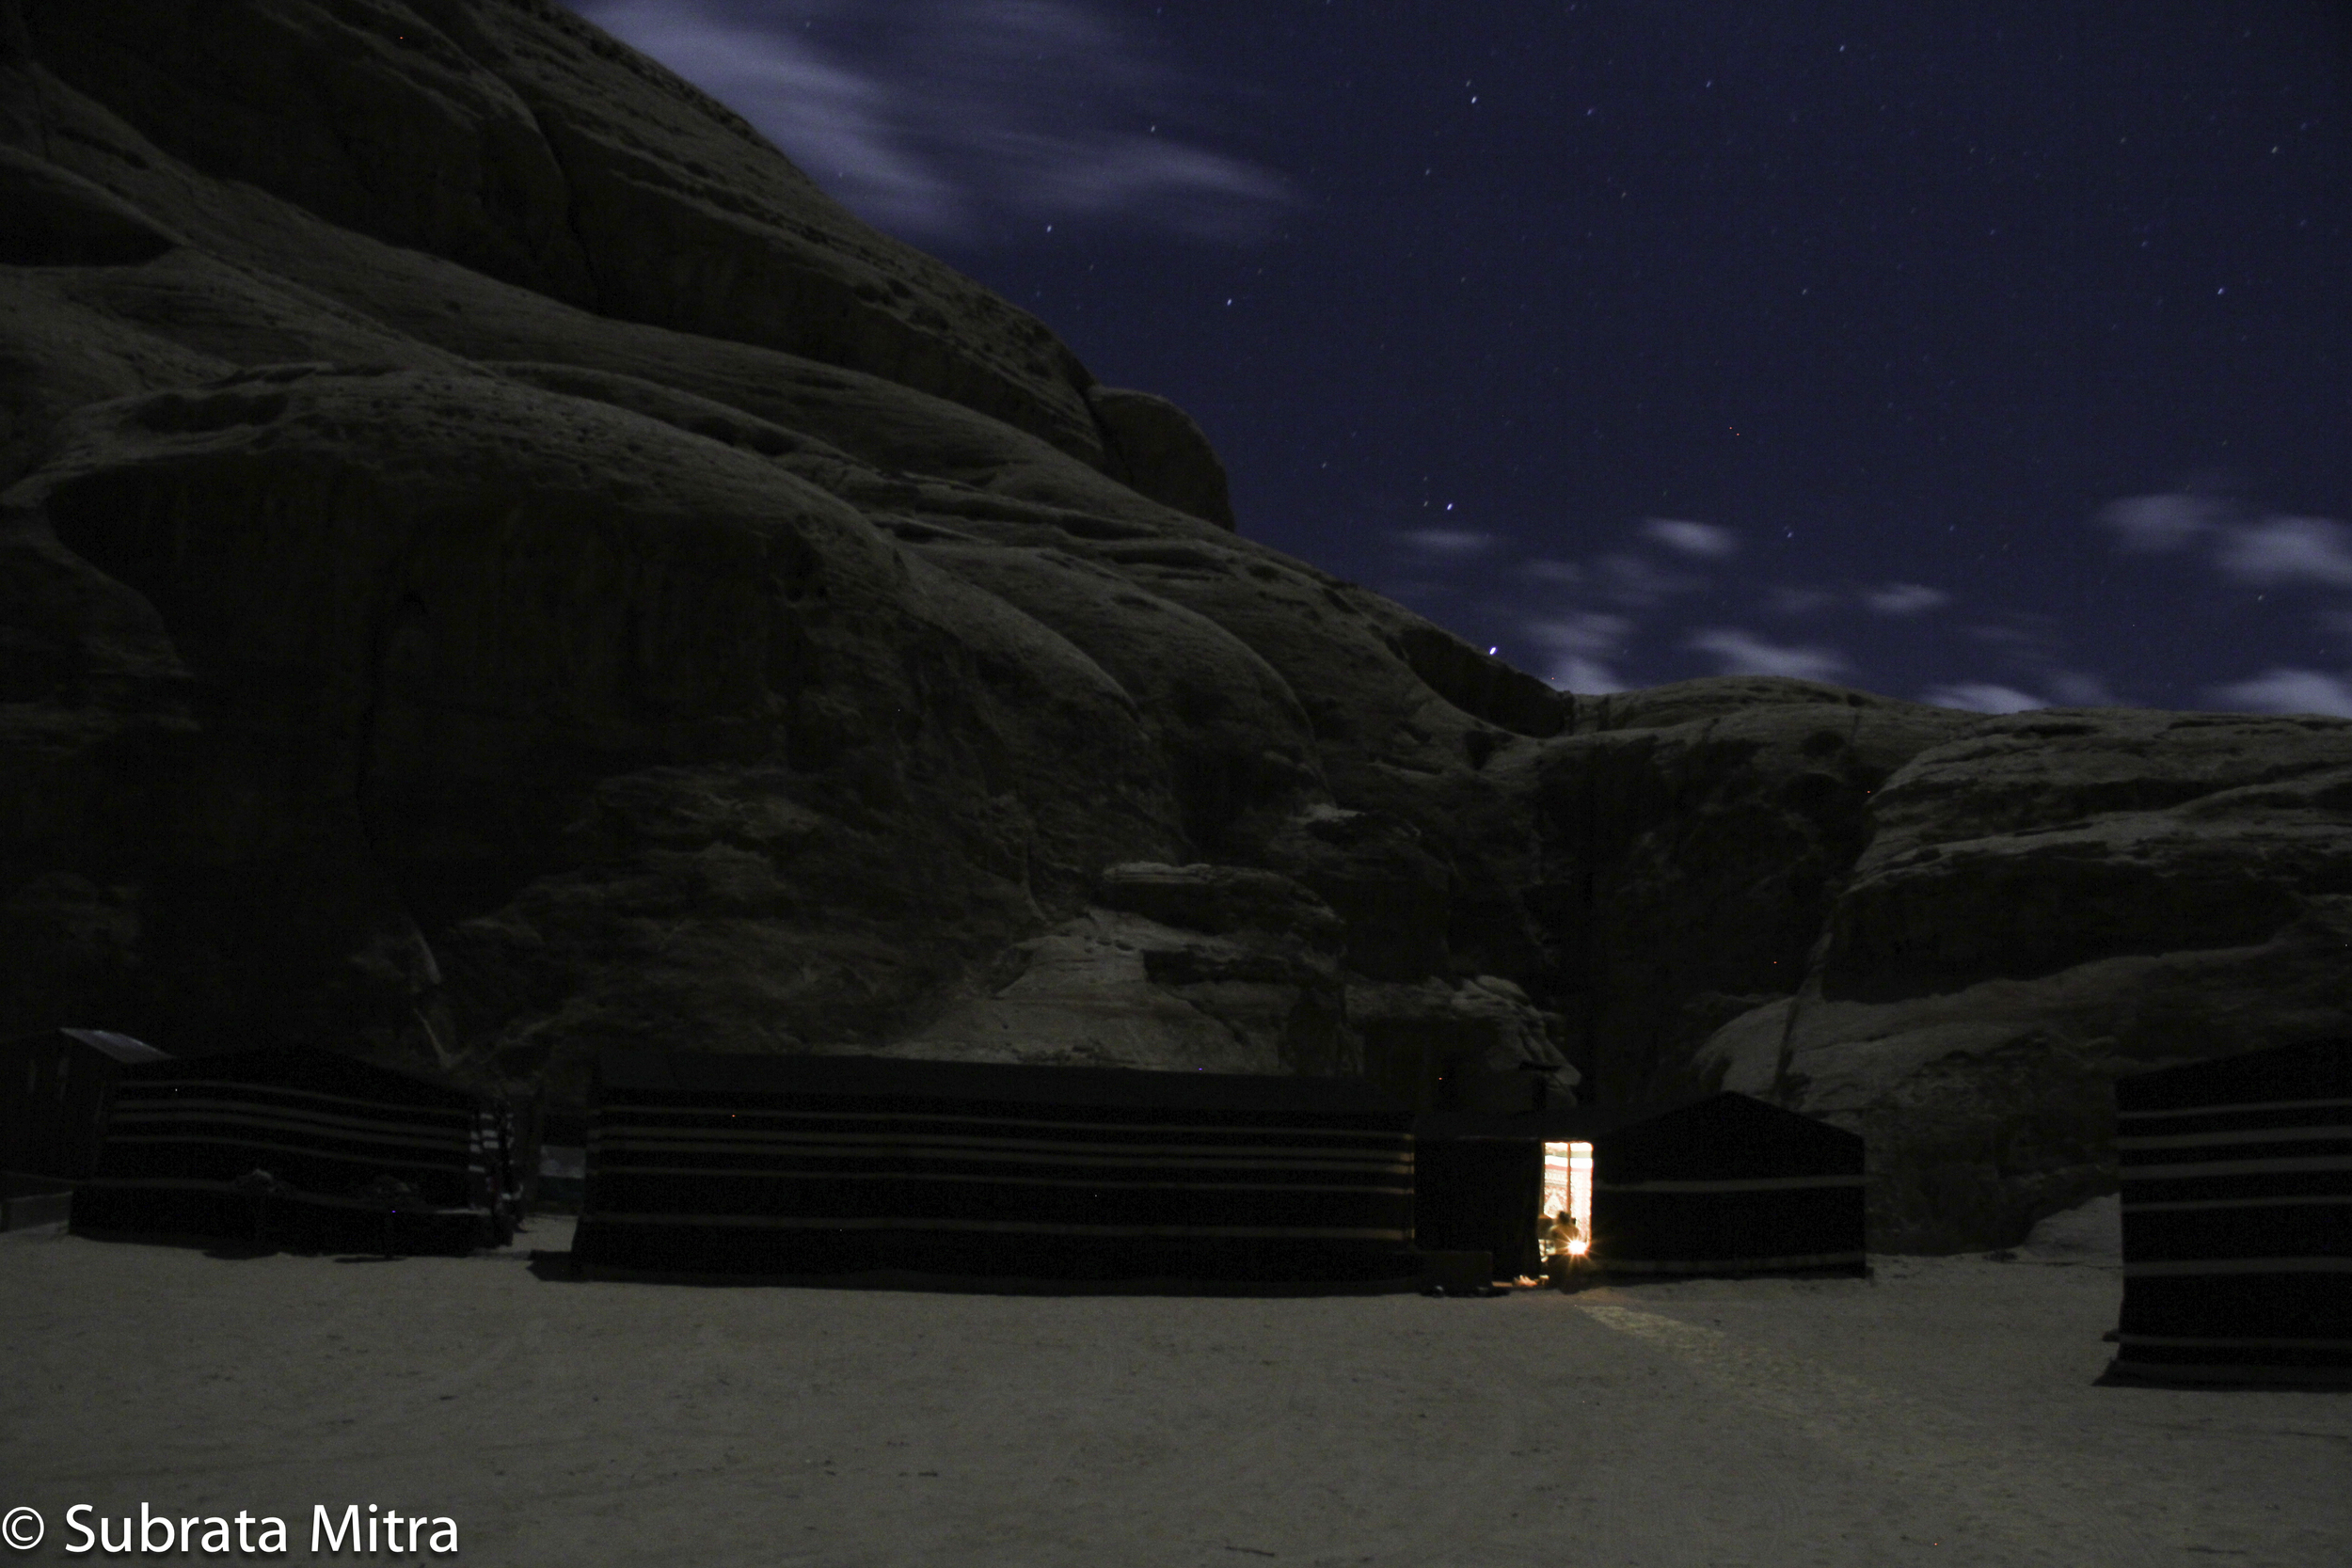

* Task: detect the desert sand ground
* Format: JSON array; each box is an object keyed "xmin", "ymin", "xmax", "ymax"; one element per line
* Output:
[{"xmin": 4, "ymin": 1200, "xmax": 2344, "ymax": 1568}]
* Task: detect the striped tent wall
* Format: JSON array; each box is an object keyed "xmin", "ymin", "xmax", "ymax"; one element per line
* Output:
[
  {"xmin": 573, "ymin": 1052, "xmax": 1420, "ymax": 1287},
  {"xmin": 73, "ymin": 1046, "xmax": 516, "ymax": 1255},
  {"xmin": 2111, "ymin": 1038, "xmax": 2352, "ymax": 1388},
  {"xmin": 1590, "ymin": 1092, "xmax": 1867, "ymax": 1278}
]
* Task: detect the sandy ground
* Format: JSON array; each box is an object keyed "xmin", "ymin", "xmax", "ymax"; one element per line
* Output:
[{"xmin": 4, "ymin": 1205, "xmax": 2346, "ymax": 1568}]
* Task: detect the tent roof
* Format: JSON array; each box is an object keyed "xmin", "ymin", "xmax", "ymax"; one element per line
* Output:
[
  {"xmin": 2, "ymin": 1028, "xmax": 168, "ymax": 1064},
  {"xmin": 57, "ymin": 1028, "xmax": 167, "ymax": 1064},
  {"xmin": 119, "ymin": 1044, "xmax": 491, "ymax": 1107},
  {"xmin": 1596, "ymin": 1092, "xmax": 1863, "ymax": 1180},
  {"xmin": 596, "ymin": 1050, "xmax": 1410, "ymax": 1117},
  {"xmin": 2115, "ymin": 1037, "xmax": 2351, "ymax": 1113},
  {"xmin": 1411, "ymin": 1105, "xmax": 1643, "ymax": 1142},
  {"xmin": 1417, "ymin": 1092, "xmax": 1861, "ymax": 1170}
]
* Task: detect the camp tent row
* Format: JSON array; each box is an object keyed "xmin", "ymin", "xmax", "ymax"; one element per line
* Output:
[
  {"xmin": 571, "ymin": 1050, "xmax": 1869, "ymax": 1289},
  {"xmin": 0, "ymin": 1031, "xmax": 523, "ymax": 1254},
  {"xmin": 27, "ymin": 1028, "xmax": 2352, "ymax": 1380},
  {"xmin": 10, "ymin": 1030, "xmax": 1870, "ymax": 1284},
  {"xmin": 2110, "ymin": 1037, "xmax": 2351, "ymax": 1389}
]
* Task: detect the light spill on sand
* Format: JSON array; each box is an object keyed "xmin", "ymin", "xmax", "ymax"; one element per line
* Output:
[{"xmin": 1567, "ymin": 1299, "xmax": 2158, "ymax": 1567}]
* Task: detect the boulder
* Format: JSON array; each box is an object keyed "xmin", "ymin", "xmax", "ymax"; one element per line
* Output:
[{"xmin": 1086, "ymin": 385, "xmax": 1235, "ymax": 530}]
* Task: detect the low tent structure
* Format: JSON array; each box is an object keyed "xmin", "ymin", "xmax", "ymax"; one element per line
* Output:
[
  {"xmin": 1588, "ymin": 1093, "xmax": 1867, "ymax": 1279},
  {"xmin": 1, "ymin": 1028, "xmax": 167, "ymax": 1183},
  {"xmin": 72, "ymin": 1045, "xmax": 520, "ymax": 1255},
  {"xmin": 2109, "ymin": 1037, "xmax": 2352, "ymax": 1388},
  {"xmin": 1414, "ymin": 1092, "xmax": 1867, "ymax": 1282},
  {"xmin": 572, "ymin": 1051, "xmax": 1420, "ymax": 1289},
  {"xmin": 1411, "ymin": 1105, "xmax": 1626, "ymax": 1280}
]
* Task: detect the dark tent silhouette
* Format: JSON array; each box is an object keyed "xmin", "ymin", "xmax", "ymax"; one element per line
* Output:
[
  {"xmin": 1589, "ymin": 1094, "xmax": 1867, "ymax": 1279},
  {"xmin": 1412, "ymin": 1094, "xmax": 1866, "ymax": 1281},
  {"xmin": 1411, "ymin": 1106, "xmax": 1628, "ymax": 1280},
  {"xmin": 72, "ymin": 1045, "xmax": 519, "ymax": 1254},
  {"xmin": 2, "ymin": 1029, "xmax": 167, "ymax": 1184},
  {"xmin": 572, "ymin": 1051, "xmax": 1419, "ymax": 1288},
  {"xmin": 2109, "ymin": 1038, "xmax": 2352, "ymax": 1388}
]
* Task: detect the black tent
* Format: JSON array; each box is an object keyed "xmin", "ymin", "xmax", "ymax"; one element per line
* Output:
[
  {"xmin": 1588, "ymin": 1093, "xmax": 1867, "ymax": 1278},
  {"xmin": 1410, "ymin": 1094, "xmax": 1866, "ymax": 1282},
  {"xmin": 2109, "ymin": 1038, "xmax": 2352, "ymax": 1388},
  {"xmin": 1410, "ymin": 1106, "xmax": 1628, "ymax": 1280},
  {"xmin": 1, "ymin": 1028, "xmax": 167, "ymax": 1183},
  {"xmin": 572, "ymin": 1051, "xmax": 1420, "ymax": 1288},
  {"xmin": 72, "ymin": 1046, "xmax": 519, "ymax": 1254}
]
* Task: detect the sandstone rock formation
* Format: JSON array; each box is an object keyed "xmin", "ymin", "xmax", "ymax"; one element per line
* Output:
[
  {"xmin": 3, "ymin": 0, "xmax": 2345, "ymax": 1251},
  {"xmin": 1691, "ymin": 710, "xmax": 2352, "ymax": 1248}
]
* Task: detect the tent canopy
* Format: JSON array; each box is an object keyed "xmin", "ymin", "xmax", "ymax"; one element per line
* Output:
[
  {"xmin": 574, "ymin": 1051, "xmax": 1420, "ymax": 1288},
  {"xmin": 1413, "ymin": 1092, "xmax": 1867, "ymax": 1281},
  {"xmin": 2111, "ymin": 1037, "xmax": 2352, "ymax": 1387},
  {"xmin": 1589, "ymin": 1093, "xmax": 1867, "ymax": 1278},
  {"xmin": 73, "ymin": 1045, "xmax": 517, "ymax": 1254}
]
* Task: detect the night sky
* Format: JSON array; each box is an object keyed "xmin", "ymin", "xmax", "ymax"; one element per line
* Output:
[{"xmin": 578, "ymin": 0, "xmax": 2351, "ymax": 716}]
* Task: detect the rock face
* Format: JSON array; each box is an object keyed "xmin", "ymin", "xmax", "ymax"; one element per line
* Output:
[
  {"xmin": 1085, "ymin": 386, "xmax": 1236, "ymax": 531},
  {"xmin": 1692, "ymin": 711, "xmax": 2352, "ymax": 1249},
  {"xmin": 2, "ymin": 0, "xmax": 2346, "ymax": 1250}
]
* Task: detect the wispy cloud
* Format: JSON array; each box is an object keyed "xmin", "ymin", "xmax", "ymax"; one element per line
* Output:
[
  {"xmin": 1527, "ymin": 612, "xmax": 1631, "ymax": 693},
  {"xmin": 1966, "ymin": 616, "xmax": 2067, "ymax": 658},
  {"xmin": 1862, "ymin": 581, "xmax": 1950, "ymax": 616},
  {"xmin": 1527, "ymin": 612, "xmax": 1631, "ymax": 655},
  {"xmin": 1756, "ymin": 579, "xmax": 1947, "ymax": 617},
  {"xmin": 577, "ymin": 0, "xmax": 1293, "ymax": 244},
  {"xmin": 1547, "ymin": 658, "xmax": 1627, "ymax": 693},
  {"xmin": 2044, "ymin": 669, "xmax": 2115, "ymax": 705},
  {"xmin": 1686, "ymin": 628, "xmax": 1849, "ymax": 682},
  {"xmin": 1640, "ymin": 518, "xmax": 1739, "ymax": 559},
  {"xmin": 1597, "ymin": 551, "xmax": 1704, "ymax": 608},
  {"xmin": 2205, "ymin": 668, "xmax": 2352, "ymax": 718},
  {"xmin": 1921, "ymin": 682, "xmax": 2045, "ymax": 714},
  {"xmin": 2213, "ymin": 515, "xmax": 2352, "ymax": 588},
  {"xmin": 2092, "ymin": 488, "xmax": 2352, "ymax": 592},
  {"xmin": 1953, "ymin": 615, "xmax": 2114, "ymax": 705},
  {"xmin": 2092, "ymin": 492, "xmax": 2235, "ymax": 552},
  {"xmin": 1764, "ymin": 584, "xmax": 1836, "ymax": 616},
  {"xmin": 1395, "ymin": 529, "xmax": 1501, "ymax": 556}
]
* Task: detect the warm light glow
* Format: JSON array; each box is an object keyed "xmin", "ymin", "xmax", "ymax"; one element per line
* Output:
[{"xmin": 1541, "ymin": 1141, "xmax": 1596, "ymax": 1259}]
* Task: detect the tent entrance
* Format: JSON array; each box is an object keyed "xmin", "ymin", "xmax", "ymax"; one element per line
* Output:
[
  {"xmin": 1413, "ymin": 1095, "xmax": 1867, "ymax": 1284},
  {"xmin": 1408, "ymin": 1129, "xmax": 1597, "ymax": 1285},
  {"xmin": 1540, "ymin": 1140, "xmax": 1594, "ymax": 1264}
]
